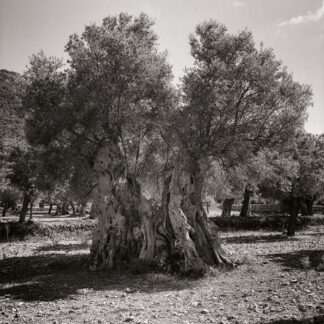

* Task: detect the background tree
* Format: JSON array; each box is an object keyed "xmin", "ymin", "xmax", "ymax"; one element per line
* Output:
[
  {"xmin": 258, "ymin": 133, "xmax": 324, "ymax": 235},
  {"xmin": 6, "ymin": 147, "xmax": 38, "ymax": 222},
  {"xmin": 0, "ymin": 187, "xmax": 19, "ymax": 217}
]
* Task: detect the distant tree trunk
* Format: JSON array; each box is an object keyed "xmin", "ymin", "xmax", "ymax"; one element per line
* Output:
[
  {"xmin": 29, "ymin": 202, "xmax": 33, "ymax": 220},
  {"xmin": 19, "ymin": 194, "xmax": 31, "ymax": 223},
  {"xmin": 287, "ymin": 197, "xmax": 300, "ymax": 236},
  {"xmin": 280, "ymin": 198, "xmax": 290, "ymax": 214},
  {"xmin": 48, "ymin": 203, "xmax": 53, "ymax": 215},
  {"xmin": 299, "ymin": 198, "xmax": 308, "ymax": 216},
  {"xmin": 80, "ymin": 202, "xmax": 86, "ymax": 215},
  {"xmin": 69, "ymin": 201, "xmax": 75, "ymax": 215},
  {"xmin": 55, "ymin": 204, "xmax": 62, "ymax": 215},
  {"xmin": 305, "ymin": 196, "xmax": 315, "ymax": 216},
  {"xmin": 221, "ymin": 199, "xmax": 234, "ymax": 217},
  {"xmin": 89, "ymin": 198, "xmax": 99, "ymax": 219},
  {"xmin": 240, "ymin": 185, "xmax": 253, "ymax": 217},
  {"xmin": 62, "ymin": 202, "xmax": 69, "ymax": 215},
  {"xmin": 2, "ymin": 206, "xmax": 7, "ymax": 217}
]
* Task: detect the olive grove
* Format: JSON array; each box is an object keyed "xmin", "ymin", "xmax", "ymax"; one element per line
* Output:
[{"xmin": 19, "ymin": 14, "xmax": 314, "ymax": 275}]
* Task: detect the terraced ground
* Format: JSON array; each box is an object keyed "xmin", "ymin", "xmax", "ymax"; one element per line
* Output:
[{"xmin": 0, "ymin": 217, "xmax": 323, "ymax": 324}]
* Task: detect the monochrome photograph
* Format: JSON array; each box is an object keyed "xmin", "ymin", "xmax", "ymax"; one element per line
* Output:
[{"xmin": 0, "ymin": 1, "xmax": 323, "ymax": 323}]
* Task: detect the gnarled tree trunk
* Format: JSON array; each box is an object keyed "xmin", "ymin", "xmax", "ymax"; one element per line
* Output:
[
  {"xmin": 89, "ymin": 143, "xmax": 231, "ymax": 276},
  {"xmin": 89, "ymin": 141, "xmax": 154, "ymax": 271},
  {"xmin": 160, "ymin": 154, "xmax": 232, "ymax": 275},
  {"xmin": 221, "ymin": 198, "xmax": 234, "ymax": 217}
]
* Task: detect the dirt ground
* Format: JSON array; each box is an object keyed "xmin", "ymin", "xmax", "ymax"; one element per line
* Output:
[{"xmin": 0, "ymin": 225, "xmax": 323, "ymax": 324}]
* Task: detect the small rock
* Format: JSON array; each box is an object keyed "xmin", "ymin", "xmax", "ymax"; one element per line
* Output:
[
  {"xmin": 124, "ymin": 317, "xmax": 135, "ymax": 322},
  {"xmin": 201, "ymin": 309, "xmax": 209, "ymax": 314}
]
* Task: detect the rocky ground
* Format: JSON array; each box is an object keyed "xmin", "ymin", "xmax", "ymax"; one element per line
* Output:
[{"xmin": 0, "ymin": 225, "xmax": 323, "ymax": 324}]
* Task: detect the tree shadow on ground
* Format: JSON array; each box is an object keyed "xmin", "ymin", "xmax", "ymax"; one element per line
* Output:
[
  {"xmin": 35, "ymin": 242, "xmax": 89, "ymax": 252},
  {"xmin": 222, "ymin": 233, "xmax": 298, "ymax": 244},
  {"xmin": 265, "ymin": 249, "xmax": 324, "ymax": 271},
  {"xmin": 0, "ymin": 253, "xmax": 198, "ymax": 302},
  {"xmin": 262, "ymin": 315, "xmax": 324, "ymax": 323}
]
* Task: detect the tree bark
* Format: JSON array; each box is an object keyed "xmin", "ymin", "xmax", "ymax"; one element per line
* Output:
[
  {"xmin": 287, "ymin": 197, "xmax": 300, "ymax": 236},
  {"xmin": 240, "ymin": 185, "xmax": 253, "ymax": 217},
  {"xmin": 221, "ymin": 199, "xmax": 234, "ymax": 217},
  {"xmin": 160, "ymin": 154, "xmax": 232, "ymax": 275},
  {"xmin": 19, "ymin": 194, "xmax": 31, "ymax": 223},
  {"xmin": 89, "ymin": 141, "xmax": 152, "ymax": 271},
  {"xmin": 89, "ymin": 143, "xmax": 231, "ymax": 275},
  {"xmin": 48, "ymin": 203, "xmax": 53, "ymax": 215}
]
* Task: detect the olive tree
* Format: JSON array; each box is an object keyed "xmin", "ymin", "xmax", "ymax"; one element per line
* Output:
[
  {"xmin": 23, "ymin": 13, "xmax": 175, "ymax": 271},
  {"xmin": 160, "ymin": 21, "xmax": 312, "ymax": 273}
]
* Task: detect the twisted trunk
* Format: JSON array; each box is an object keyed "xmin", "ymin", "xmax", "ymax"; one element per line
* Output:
[
  {"xmin": 89, "ymin": 143, "xmax": 231, "ymax": 275},
  {"xmin": 161, "ymin": 154, "xmax": 232, "ymax": 275},
  {"xmin": 221, "ymin": 199, "xmax": 234, "ymax": 217},
  {"xmin": 89, "ymin": 141, "xmax": 155, "ymax": 271}
]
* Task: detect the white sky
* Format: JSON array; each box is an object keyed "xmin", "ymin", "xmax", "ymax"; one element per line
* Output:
[{"xmin": 1, "ymin": 0, "xmax": 323, "ymax": 133}]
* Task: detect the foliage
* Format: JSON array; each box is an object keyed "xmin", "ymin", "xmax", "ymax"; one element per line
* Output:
[
  {"xmin": 210, "ymin": 214, "xmax": 324, "ymax": 231},
  {"xmin": 259, "ymin": 133, "xmax": 324, "ymax": 201},
  {"xmin": 0, "ymin": 187, "xmax": 20, "ymax": 213},
  {"xmin": 6, "ymin": 147, "xmax": 38, "ymax": 197},
  {"xmin": 177, "ymin": 21, "xmax": 312, "ymax": 166},
  {"xmin": 22, "ymin": 13, "xmax": 175, "ymax": 202}
]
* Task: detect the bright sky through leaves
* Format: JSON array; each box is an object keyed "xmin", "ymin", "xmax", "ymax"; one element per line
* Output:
[{"xmin": 1, "ymin": 0, "xmax": 323, "ymax": 133}]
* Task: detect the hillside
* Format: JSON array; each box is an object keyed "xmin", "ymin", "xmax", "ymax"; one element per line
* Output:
[
  {"xmin": 0, "ymin": 69, "xmax": 26, "ymax": 186},
  {"xmin": 0, "ymin": 69, "xmax": 25, "ymax": 150}
]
